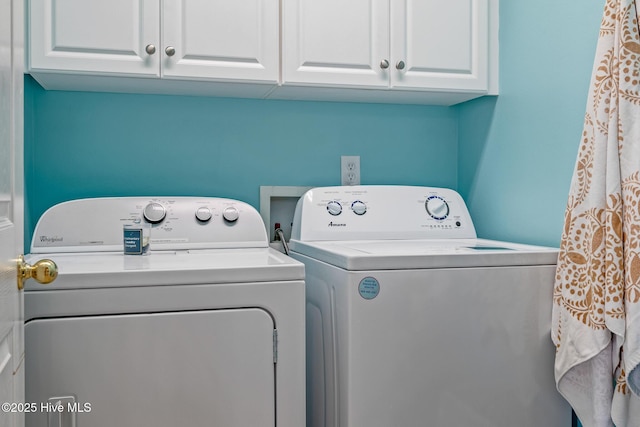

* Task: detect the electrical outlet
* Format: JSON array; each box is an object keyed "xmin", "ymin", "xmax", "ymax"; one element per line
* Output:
[{"xmin": 341, "ymin": 156, "xmax": 360, "ymax": 186}]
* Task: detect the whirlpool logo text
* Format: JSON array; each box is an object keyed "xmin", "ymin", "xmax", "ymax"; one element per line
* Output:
[{"xmin": 39, "ymin": 235, "xmax": 63, "ymax": 243}]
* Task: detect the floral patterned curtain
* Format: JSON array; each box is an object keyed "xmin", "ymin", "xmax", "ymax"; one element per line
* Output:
[{"xmin": 552, "ymin": 0, "xmax": 640, "ymax": 425}]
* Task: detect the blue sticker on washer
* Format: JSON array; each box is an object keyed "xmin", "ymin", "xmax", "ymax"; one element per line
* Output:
[{"xmin": 358, "ymin": 277, "xmax": 380, "ymax": 300}]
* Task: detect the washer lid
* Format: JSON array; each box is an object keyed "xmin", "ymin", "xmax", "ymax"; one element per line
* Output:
[
  {"xmin": 24, "ymin": 248, "xmax": 304, "ymax": 290},
  {"xmin": 290, "ymin": 238, "xmax": 559, "ymax": 270}
]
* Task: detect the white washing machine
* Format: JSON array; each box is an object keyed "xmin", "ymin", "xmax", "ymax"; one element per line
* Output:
[
  {"xmin": 24, "ymin": 197, "xmax": 305, "ymax": 427},
  {"xmin": 289, "ymin": 186, "xmax": 571, "ymax": 427}
]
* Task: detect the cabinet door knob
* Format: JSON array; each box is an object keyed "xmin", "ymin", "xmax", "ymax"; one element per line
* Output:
[
  {"xmin": 396, "ymin": 60, "xmax": 406, "ymax": 70},
  {"xmin": 380, "ymin": 59, "xmax": 390, "ymax": 69},
  {"xmin": 145, "ymin": 44, "xmax": 156, "ymax": 55},
  {"xmin": 165, "ymin": 46, "xmax": 176, "ymax": 57}
]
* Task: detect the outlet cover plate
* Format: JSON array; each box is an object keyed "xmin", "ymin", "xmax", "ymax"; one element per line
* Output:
[{"xmin": 341, "ymin": 155, "xmax": 360, "ymax": 185}]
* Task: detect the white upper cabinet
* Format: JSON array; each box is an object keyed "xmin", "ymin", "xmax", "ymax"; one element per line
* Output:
[
  {"xmin": 162, "ymin": 0, "xmax": 279, "ymax": 82},
  {"xmin": 27, "ymin": 0, "xmax": 497, "ymax": 104},
  {"xmin": 390, "ymin": 0, "xmax": 488, "ymax": 92},
  {"xmin": 282, "ymin": 0, "xmax": 492, "ymax": 95},
  {"xmin": 282, "ymin": 0, "xmax": 389, "ymax": 87},
  {"xmin": 28, "ymin": 0, "xmax": 279, "ymax": 90},
  {"xmin": 29, "ymin": 0, "xmax": 160, "ymax": 76}
]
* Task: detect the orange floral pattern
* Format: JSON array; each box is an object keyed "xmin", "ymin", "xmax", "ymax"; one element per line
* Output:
[{"xmin": 552, "ymin": 0, "xmax": 640, "ymax": 425}]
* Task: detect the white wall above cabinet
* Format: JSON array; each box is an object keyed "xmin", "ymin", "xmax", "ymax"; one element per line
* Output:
[{"xmin": 27, "ymin": 0, "xmax": 498, "ymax": 106}]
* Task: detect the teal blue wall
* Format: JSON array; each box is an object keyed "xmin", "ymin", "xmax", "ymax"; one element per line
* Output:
[
  {"xmin": 457, "ymin": 0, "xmax": 604, "ymax": 247},
  {"xmin": 24, "ymin": 77, "xmax": 458, "ymax": 246},
  {"xmin": 24, "ymin": 0, "xmax": 606, "ymax": 253},
  {"xmin": 22, "ymin": 3, "xmax": 607, "ymax": 425}
]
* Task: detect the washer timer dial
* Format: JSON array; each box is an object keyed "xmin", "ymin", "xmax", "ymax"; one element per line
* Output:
[
  {"xmin": 425, "ymin": 196, "xmax": 449, "ymax": 220},
  {"xmin": 326, "ymin": 201, "xmax": 342, "ymax": 216},
  {"xmin": 351, "ymin": 200, "xmax": 367, "ymax": 216}
]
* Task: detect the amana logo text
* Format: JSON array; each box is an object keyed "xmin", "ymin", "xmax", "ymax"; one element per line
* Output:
[{"xmin": 328, "ymin": 222, "xmax": 346, "ymax": 227}]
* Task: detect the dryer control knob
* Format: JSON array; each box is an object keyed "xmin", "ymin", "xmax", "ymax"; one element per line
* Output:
[
  {"xmin": 195, "ymin": 207, "xmax": 212, "ymax": 222},
  {"xmin": 223, "ymin": 206, "xmax": 239, "ymax": 222},
  {"xmin": 327, "ymin": 201, "xmax": 342, "ymax": 216},
  {"xmin": 351, "ymin": 200, "xmax": 367, "ymax": 215},
  {"xmin": 425, "ymin": 196, "xmax": 449, "ymax": 220},
  {"xmin": 143, "ymin": 202, "xmax": 166, "ymax": 223}
]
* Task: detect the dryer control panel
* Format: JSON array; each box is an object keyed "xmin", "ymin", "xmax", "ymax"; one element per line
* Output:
[
  {"xmin": 31, "ymin": 197, "xmax": 268, "ymax": 253},
  {"xmin": 291, "ymin": 186, "xmax": 477, "ymax": 241}
]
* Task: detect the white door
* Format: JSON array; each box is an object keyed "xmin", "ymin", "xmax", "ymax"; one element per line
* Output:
[
  {"xmin": 1, "ymin": 1, "xmax": 24, "ymax": 426},
  {"xmin": 390, "ymin": 0, "xmax": 489, "ymax": 92},
  {"xmin": 26, "ymin": 309, "xmax": 276, "ymax": 427},
  {"xmin": 162, "ymin": 0, "xmax": 279, "ymax": 83},
  {"xmin": 29, "ymin": 0, "xmax": 160, "ymax": 77},
  {"xmin": 282, "ymin": 0, "xmax": 389, "ymax": 87}
]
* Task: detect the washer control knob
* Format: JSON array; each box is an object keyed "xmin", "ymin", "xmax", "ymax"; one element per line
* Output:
[
  {"xmin": 195, "ymin": 207, "xmax": 212, "ymax": 222},
  {"xmin": 143, "ymin": 202, "xmax": 166, "ymax": 224},
  {"xmin": 326, "ymin": 201, "xmax": 342, "ymax": 216},
  {"xmin": 351, "ymin": 200, "xmax": 367, "ymax": 215},
  {"xmin": 223, "ymin": 206, "xmax": 239, "ymax": 222},
  {"xmin": 425, "ymin": 196, "xmax": 449, "ymax": 220}
]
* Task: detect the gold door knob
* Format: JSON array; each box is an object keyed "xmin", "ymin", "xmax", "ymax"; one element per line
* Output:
[{"xmin": 17, "ymin": 255, "xmax": 58, "ymax": 290}]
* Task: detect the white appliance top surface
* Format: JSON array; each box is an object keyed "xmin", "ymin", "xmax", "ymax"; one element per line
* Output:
[
  {"xmin": 25, "ymin": 247, "xmax": 304, "ymax": 290},
  {"xmin": 290, "ymin": 238, "xmax": 559, "ymax": 270},
  {"xmin": 290, "ymin": 186, "xmax": 557, "ymax": 270},
  {"xmin": 26, "ymin": 197, "xmax": 304, "ymax": 290}
]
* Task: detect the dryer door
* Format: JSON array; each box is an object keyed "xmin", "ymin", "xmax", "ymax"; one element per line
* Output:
[{"xmin": 25, "ymin": 308, "xmax": 275, "ymax": 427}]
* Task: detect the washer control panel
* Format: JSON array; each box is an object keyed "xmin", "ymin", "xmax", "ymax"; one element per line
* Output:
[
  {"xmin": 291, "ymin": 186, "xmax": 476, "ymax": 241},
  {"xmin": 31, "ymin": 197, "xmax": 268, "ymax": 253}
]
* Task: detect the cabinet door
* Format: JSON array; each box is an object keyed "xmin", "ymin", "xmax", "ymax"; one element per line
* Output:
[
  {"xmin": 162, "ymin": 0, "xmax": 279, "ymax": 83},
  {"xmin": 29, "ymin": 0, "xmax": 160, "ymax": 76},
  {"xmin": 282, "ymin": 0, "xmax": 389, "ymax": 87},
  {"xmin": 390, "ymin": 0, "xmax": 489, "ymax": 92}
]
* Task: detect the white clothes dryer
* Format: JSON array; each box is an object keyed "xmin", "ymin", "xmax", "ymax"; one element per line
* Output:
[
  {"xmin": 289, "ymin": 185, "xmax": 571, "ymax": 427},
  {"xmin": 24, "ymin": 197, "xmax": 305, "ymax": 427}
]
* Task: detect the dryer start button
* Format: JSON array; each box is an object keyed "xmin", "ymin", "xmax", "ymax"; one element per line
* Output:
[
  {"xmin": 223, "ymin": 206, "xmax": 239, "ymax": 223},
  {"xmin": 195, "ymin": 207, "xmax": 212, "ymax": 222}
]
